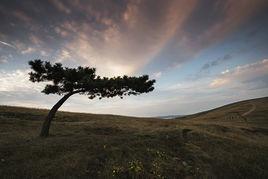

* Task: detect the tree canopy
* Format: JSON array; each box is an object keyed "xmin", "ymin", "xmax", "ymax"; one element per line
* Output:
[
  {"xmin": 29, "ymin": 59, "xmax": 156, "ymax": 99},
  {"xmin": 29, "ymin": 59, "xmax": 155, "ymax": 137}
]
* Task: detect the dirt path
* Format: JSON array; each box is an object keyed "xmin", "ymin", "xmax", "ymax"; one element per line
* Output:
[{"xmin": 242, "ymin": 104, "xmax": 256, "ymax": 116}]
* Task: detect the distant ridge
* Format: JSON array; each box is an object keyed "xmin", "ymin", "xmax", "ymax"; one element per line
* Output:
[{"xmin": 156, "ymin": 115, "xmax": 184, "ymax": 119}]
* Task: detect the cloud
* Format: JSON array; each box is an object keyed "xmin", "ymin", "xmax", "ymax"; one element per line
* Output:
[
  {"xmin": 146, "ymin": 0, "xmax": 268, "ymax": 72},
  {"xmin": 0, "ymin": 56, "xmax": 8, "ymax": 64},
  {"xmin": 184, "ymin": 0, "xmax": 267, "ymax": 47},
  {"xmin": 0, "ymin": 70, "xmax": 45, "ymax": 92},
  {"xmin": 12, "ymin": 10, "xmax": 32, "ymax": 23},
  {"xmin": 29, "ymin": 34, "xmax": 44, "ymax": 46},
  {"xmin": 49, "ymin": 0, "xmax": 71, "ymax": 14},
  {"xmin": 201, "ymin": 54, "xmax": 232, "ymax": 71},
  {"xmin": 210, "ymin": 59, "xmax": 268, "ymax": 88},
  {"xmin": 57, "ymin": 0, "xmax": 197, "ymax": 76},
  {"xmin": 185, "ymin": 53, "xmax": 233, "ymax": 81},
  {"xmin": 0, "ymin": 40, "xmax": 16, "ymax": 49},
  {"xmin": 21, "ymin": 47, "xmax": 35, "ymax": 54},
  {"xmin": 1, "ymin": 0, "xmax": 267, "ymax": 76},
  {"xmin": 152, "ymin": 71, "xmax": 162, "ymax": 79},
  {"xmin": 55, "ymin": 49, "xmax": 71, "ymax": 62},
  {"xmin": 210, "ymin": 78, "xmax": 229, "ymax": 88},
  {"xmin": 0, "ymin": 0, "xmax": 198, "ymax": 76}
]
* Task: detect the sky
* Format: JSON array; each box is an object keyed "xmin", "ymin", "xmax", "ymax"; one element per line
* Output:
[{"xmin": 0, "ymin": 0, "xmax": 268, "ymax": 117}]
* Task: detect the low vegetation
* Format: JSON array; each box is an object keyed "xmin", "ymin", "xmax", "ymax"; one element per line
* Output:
[{"xmin": 0, "ymin": 97, "xmax": 268, "ymax": 178}]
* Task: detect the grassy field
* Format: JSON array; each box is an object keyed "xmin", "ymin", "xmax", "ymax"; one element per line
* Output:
[{"xmin": 0, "ymin": 97, "xmax": 268, "ymax": 178}]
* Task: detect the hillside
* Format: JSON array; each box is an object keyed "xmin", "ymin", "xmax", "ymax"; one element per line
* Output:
[{"xmin": 0, "ymin": 97, "xmax": 268, "ymax": 178}]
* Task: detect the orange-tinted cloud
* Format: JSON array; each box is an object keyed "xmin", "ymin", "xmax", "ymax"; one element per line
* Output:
[
  {"xmin": 0, "ymin": 0, "xmax": 267, "ymax": 76},
  {"xmin": 60, "ymin": 0, "xmax": 197, "ymax": 76}
]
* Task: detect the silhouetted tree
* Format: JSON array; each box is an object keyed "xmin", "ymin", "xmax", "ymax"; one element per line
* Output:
[{"xmin": 29, "ymin": 60, "xmax": 155, "ymax": 137}]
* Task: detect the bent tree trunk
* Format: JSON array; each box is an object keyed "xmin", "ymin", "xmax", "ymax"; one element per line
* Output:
[{"xmin": 40, "ymin": 92, "xmax": 74, "ymax": 137}]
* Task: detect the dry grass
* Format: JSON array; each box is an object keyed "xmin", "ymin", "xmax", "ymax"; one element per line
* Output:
[{"xmin": 0, "ymin": 97, "xmax": 268, "ymax": 178}]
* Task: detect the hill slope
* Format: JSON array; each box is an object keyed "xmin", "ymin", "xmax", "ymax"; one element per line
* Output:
[{"xmin": 0, "ymin": 97, "xmax": 268, "ymax": 178}]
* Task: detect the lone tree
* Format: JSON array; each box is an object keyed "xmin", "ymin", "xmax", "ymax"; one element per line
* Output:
[{"xmin": 29, "ymin": 59, "xmax": 155, "ymax": 137}]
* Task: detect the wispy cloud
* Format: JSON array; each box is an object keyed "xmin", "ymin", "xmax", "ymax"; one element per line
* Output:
[
  {"xmin": 148, "ymin": 0, "xmax": 268, "ymax": 71},
  {"xmin": 0, "ymin": 40, "xmax": 16, "ymax": 49},
  {"xmin": 210, "ymin": 78, "xmax": 229, "ymax": 88},
  {"xmin": 210, "ymin": 59, "xmax": 268, "ymax": 88},
  {"xmin": 49, "ymin": 0, "xmax": 71, "ymax": 14},
  {"xmin": 201, "ymin": 54, "xmax": 232, "ymax": 72},
  {"xmin": 59, "ymin": 0, "xmax": 197, "ymax": 76}
]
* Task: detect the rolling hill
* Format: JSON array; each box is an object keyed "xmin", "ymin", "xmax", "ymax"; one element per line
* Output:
[{"xmin": 0, "ymin": 97, "xmax": 268, "ymax": 178}]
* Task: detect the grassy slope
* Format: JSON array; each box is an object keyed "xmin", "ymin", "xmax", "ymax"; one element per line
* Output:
[{"xmin": 0, "ymin": 97, "xmax": 268, "ymax": 178}]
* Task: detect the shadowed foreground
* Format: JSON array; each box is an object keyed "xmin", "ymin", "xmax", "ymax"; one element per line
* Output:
[{"xmin": 0, "ymin": 97, "xmax": 268, "ymax": 178}]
